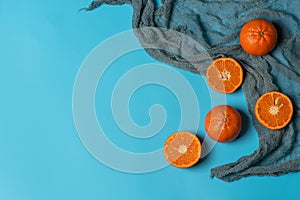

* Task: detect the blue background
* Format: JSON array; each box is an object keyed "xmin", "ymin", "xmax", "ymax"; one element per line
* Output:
[{"xmin": 1, "ymin": 0, "xmax": 299, "ymax": 199}]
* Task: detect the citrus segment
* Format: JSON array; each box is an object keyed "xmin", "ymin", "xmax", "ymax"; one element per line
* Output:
[
  {"xmin": 254, "ymin": 91, "xmax": 293, "ymax": 130},
  {"xmin": 206, "ymin": 57, "xmax": 243, "ymax": 94},
  {"xmin": 164, "ymin": 131, "xmax": 201, "ymax": 168}
]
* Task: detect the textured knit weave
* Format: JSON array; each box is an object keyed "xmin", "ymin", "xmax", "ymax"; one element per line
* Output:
[{"xmin": 83, "ymin": 0, "xmax": 300, "ymax": 182}]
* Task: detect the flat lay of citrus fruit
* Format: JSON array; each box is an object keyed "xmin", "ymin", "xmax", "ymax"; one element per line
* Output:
[
  {"xmin": 206, "ymin": 57, "xmax": 243, "ymax": 94},
  {"xmin": 254, "ymin": 91, "xmax": 293, "ymax": 130},
  {"xmin": 240, "ymin": 18, "xmax": 278, "ymax": 56},
  {"xmin": 205, "ymin": 105, "xmax": 242, "ymax": 142},
  {"xmin": 164, "ymin": 131, "xmax": 201, "ymax": 168}
]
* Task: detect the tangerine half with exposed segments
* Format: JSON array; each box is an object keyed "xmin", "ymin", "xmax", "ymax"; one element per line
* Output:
[
  {"xmin": 254, "ymin": 91, "xmax": 293, "ymax": 130},
  {"xmin": 164, "ymin": 131, "xmax": 201, "ymax": 168},
  {"xmin": 206, "ymin": 57, "xmax": 243, "ymax": 94}
]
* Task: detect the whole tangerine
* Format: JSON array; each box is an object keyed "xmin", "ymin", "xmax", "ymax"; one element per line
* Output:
[
  {"xmin": 240, "ymin": 18, "xmax": 278, "ymax": 56},
  {"xmin": 205, "ymin": 105, "xmax": 242, "ymax": 142}
]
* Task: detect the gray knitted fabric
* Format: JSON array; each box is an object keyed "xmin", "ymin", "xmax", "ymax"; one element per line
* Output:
[{"xmin": 83, "ymin": 0, "xmax": 300, "ymax": 182}]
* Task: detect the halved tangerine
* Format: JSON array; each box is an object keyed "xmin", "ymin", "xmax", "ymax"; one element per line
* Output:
[
  {"xmin": 206, "ymin": 57, "xmax": 243, "ymax": 94},
  {"xmin": 164, "ymin": 131, "xmax": 201, "ymax": 168},
  {"xmin": 254, "ymin": 91, "xmax": 293, "ymax": 130}
]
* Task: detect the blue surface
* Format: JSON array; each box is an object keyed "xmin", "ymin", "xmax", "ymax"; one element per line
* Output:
[{"xmin": 0, "ymin": 0, "xmax": 299, "ymax": 199}]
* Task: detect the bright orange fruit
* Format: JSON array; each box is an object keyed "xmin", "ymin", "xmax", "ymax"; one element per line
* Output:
[
  {"xmin": 206, "ymin": 57, "xmax": 243, "ymax": 94},
  {"xmin": 164, "ymin": 131, "xmax": 201, "ymax": 168},
  {"xmin": 240, "ymin": 18, "xmax": 278, "ymax": 56},
  {"xmin": 254, "ymin": 91, "xmax": 293, "ymax": 130},
  {"xmin": 204, "ymin": 105, "xmax": 242, "ymax": 142}
]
